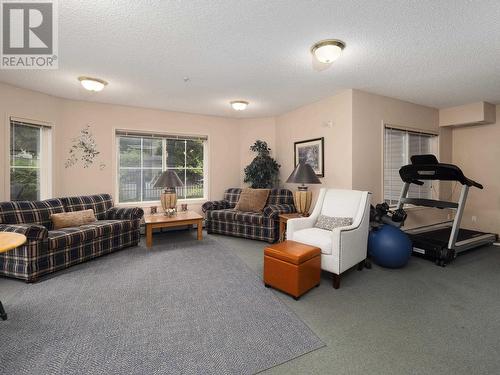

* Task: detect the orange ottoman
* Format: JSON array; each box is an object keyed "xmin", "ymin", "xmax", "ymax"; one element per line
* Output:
[{"xmin": 264, "ymin": 240, "xmax": 321, "ymax": 300}]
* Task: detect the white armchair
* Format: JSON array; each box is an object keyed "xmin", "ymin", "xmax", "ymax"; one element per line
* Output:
[{"xmin": 287, "ymin": 188, "xmax": 371, "ymax": 289}]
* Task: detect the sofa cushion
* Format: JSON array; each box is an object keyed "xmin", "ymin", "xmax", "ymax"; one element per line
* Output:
[
  {"xmin": 0, "ymin": 199, "xmax": 65, "ymax": 230},
  {"xmin": 235, "ymin": 189, "xmax": 270, "ymax": 212},
  {"xmin": 234, "ymin": 211, "xmax": 264, "ymax": 225},
  {"xmin": 60, "ymin": 194, "xmax": 113, "ymax": 220},
  {"xmin": 82, "ymin": 220, "xmax": 136, "ymax": 236},
  {"xmin": 48, "ymin": 226, "xmax": 101, "ymax": 250},
  {"xmin": 206, "ymin": 209, "xmax": 236, "ymax": 222},
  {"xmin": 292, "ymin": 228, "xmax": 334, "ymax": 255},
  {"xmin": 267, "ymin": 189, "xmax": 294, "ymax": 205},
  {"xmin": 222, "ymin": 188, "xmax": 242, "ymax": 208},
  {"xmin": 51, "ymin": 209, "xmax": 97, "ymax": 229}
]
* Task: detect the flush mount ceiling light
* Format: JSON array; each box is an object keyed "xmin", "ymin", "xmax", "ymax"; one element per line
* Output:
[
  {"xmin": 78, "ymin": 76, "xmax": 108, "ymax": 92},
  {"xmin": 230, "ymin": 100, "xmax": 249, "ymax": 111},
  {"xmin": 310, "ymin": 39, "xmax": 346, "ymax": 64}
]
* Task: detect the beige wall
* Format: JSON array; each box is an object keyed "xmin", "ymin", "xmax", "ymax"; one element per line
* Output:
[
  {"xmin": 4, "ymin": 82, "xmax": 494, "ymax": 233},
  {"xmin": 0, "ymin": 83, "xmax": 62, "ymax": 200},
  {"xmin": 238, "ymin": 117, "xmax": 276, "ymax": 186},
  {"xmin": 0, "ymin": 83, "xmax": 242, "ymax": 214},
  {"xmin": 275, "ymin": 90, "xmax": 353, "ymax": 205},
  {"xmin": 439, "ymin": 102, "xmax": 496, "ymax": 127},
  {"xmin": 451, "ymin": 105, "xmax": 500, "ymax": 234},
  {"xmin": 351, "ymin": 89, "xmax": 453, "ymax": 228}
]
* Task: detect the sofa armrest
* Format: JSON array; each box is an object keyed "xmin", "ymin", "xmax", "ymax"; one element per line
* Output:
[
  {"xmin": 263, "ymin": 204, "xmax": 296, "ymax": 221},
  {"xmin": 106, "ymin": 207, "xmax": 144, "ymax": 221},
  {"xmin": 202, "ymin": 200, "xmax": 229, "ymax": 213},
  {"xmin": 0, "ymin": 223, "xmax": 48, "ymax": 241}
]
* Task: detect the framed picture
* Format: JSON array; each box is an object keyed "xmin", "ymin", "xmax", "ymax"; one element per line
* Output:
[{"xmin": 294, "ymin": 137, "xmax": 324, "ymax": 177}]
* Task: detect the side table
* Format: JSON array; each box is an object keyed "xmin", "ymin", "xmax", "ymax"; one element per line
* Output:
[{"xmin": 278, "ymin": 213, "xmax": 305, "ymax": 242}]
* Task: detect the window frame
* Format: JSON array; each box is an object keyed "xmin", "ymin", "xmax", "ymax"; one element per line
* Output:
[
  {"xmin": 382, "ymin": 123, "xmax": 439, "ymax": 208},
  {"xmin": 4, "ymin": 116, "xmax": 54, "ymax": 201},
  {"xmin": 114, "ymin": 129, "xmax": 209, "ymax": 205}
]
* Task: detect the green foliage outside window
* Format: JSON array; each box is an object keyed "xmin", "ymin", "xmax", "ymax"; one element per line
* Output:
[
  {"xmin": 10, "ymin": 124, "xmax": 41, "ymax": 201},
  {"xmin": 118, "ymin": 136, "xmax": 205, "ymax": 202}
]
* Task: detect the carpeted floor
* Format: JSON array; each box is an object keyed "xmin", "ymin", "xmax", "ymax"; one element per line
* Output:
[
  {"xmin": 217, "ymin": 234, "xmax": 500, "ymax": 375},
  {"xmin": 2, "ymin": 229, "xmax": 500, "ymax": 374},
  {"xmin": 0, "ymin": 236, "xmax": 323, "ymax": 375}
]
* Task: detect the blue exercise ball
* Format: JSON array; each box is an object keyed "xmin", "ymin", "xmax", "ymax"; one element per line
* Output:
[{"xmin": 368, "ymin": 224, "xmax": 412, "ymax": 268}]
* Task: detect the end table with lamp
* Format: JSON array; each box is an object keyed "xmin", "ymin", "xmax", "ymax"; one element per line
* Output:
[
  {"xmin": 286, "ymin": 162, "xmax": 322, "ymax": 216},
  {"xmin": 153, "ymin": 169, "xmax": 184, "ymax": 216},
  {"xmin": 0, "ymin": 232, "xmax": 27, "ymax": 320}
]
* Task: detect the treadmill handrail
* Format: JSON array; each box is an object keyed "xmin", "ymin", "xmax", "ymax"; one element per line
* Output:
[{"xmin": 399, "ymin": 163, "xmax": 483, "ymax": 189}]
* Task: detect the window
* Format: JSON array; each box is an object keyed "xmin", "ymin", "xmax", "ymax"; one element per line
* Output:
[
  {"xmin": 116, "ymin": 131, "xmax": 207, "ymax": 203},
  {"xmin": 9, "ymin": 119, "xmax": 52, "ymax": 201},
  {"xmin": 383, "ymin": 126, "xmax": 438, "ymax": 206}
]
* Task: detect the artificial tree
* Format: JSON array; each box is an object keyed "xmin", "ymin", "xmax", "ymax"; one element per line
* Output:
[{"xmin": 243, "ymin": 140, "xmax": 280, "ymax": 188}]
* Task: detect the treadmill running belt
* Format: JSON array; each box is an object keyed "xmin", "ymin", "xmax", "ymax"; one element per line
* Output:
[{"xmin": 410, "ymin": 227, "xmax": 487, "ymax": 244}]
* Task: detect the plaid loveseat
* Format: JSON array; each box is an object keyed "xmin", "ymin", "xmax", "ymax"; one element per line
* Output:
[
  {"xmin": 202, "ymin": 188, "xmax": 295, "ymax": 243},
  {"xmin": 0, "ymin": 194, "xmax": 143, "ymax": 282}
]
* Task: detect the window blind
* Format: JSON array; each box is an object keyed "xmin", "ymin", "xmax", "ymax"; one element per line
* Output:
[
  {"xmin": 384, "ymin": 126, "xmax": 437, "ymax": 205},
  {"xmin": 10, "ymin": 117, "xmax": 52, "ymax": 129},
  {"xmin": 115, "ymin": 130, "xmax": 207, "ymax": 141}
]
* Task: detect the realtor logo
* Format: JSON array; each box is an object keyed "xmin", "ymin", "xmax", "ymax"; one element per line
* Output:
[{"xmin": 1, "ymin": 0, "xmax": 58, "ymax": 69}]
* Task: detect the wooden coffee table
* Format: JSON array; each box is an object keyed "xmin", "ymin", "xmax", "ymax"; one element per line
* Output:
[
  {"xmin": 144, "ymin": 211, "xmax": 203, "ymax": 248},
  {"xmin": 0, "ymin": 232, "xmax": 27, "ymax": 321}
]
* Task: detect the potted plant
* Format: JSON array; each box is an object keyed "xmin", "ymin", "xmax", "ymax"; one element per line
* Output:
[{"xmin": 243, "ymin": 140, "xmax": 280, "ymax": 188}]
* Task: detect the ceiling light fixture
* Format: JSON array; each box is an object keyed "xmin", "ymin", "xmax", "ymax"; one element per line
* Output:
[
  {"xmin": 230, "ymin": 100, "xmax": 249, "ymax": 111},
  {"xmin": 78, "ymin": 76, "xmax": 108, "ymax": 92},
  {"xmin": 310, "ymin": 39, "xmax": 345, "ymax": 64}
]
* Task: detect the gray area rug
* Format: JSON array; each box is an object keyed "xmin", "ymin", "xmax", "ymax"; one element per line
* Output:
[{"xmin": 0, "ymin": 238, "xmax": 324, "ymax": 375}]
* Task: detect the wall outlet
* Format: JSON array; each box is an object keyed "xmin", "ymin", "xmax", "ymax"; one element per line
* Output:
[{"xmin": 472, "ymin": 216, "xmax": 478, "ymax": 223}]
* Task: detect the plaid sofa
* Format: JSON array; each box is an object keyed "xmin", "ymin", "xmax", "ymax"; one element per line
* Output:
[
  {"xmin": 202, "ymin": 188, "xmax": 295, "ymax": 243},
  {"xmin": 0, "ymin": 194, "xmax": 143, "ymax": 282}
]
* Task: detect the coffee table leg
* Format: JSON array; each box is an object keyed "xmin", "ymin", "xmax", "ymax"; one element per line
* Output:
[
  {"xmin": 197, "ymin": 220, "xmax": 203, "ymax": 240},
  {"xmin": 0, "ymin": 300, "xmax": 7, "ymax": 321},
  {"xmin": 146, "ymin": 224, "xmax": 153, "ymax": 248}
]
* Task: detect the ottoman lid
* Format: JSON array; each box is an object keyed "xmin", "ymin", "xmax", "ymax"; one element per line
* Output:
[{"xmin": 264, "ymin": 240, "xmax": 320, "ymax": 265}]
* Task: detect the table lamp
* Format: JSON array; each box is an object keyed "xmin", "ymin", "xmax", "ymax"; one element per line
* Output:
[
  {"xmin": 286, "ymin": 163, "xmax": 321, "ymax": 215},
  {"xmin": 153, "ymin": 170, "xmax": 183, "ymax": 215}
]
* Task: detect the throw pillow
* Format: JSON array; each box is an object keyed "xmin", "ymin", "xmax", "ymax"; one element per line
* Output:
[
  {"xmin": 51, "ymin": 209, "xmax": 97, "ymax": 229},
  {"xmin": 314, "ymin": 215, "xmax": 353, "ymax": 231},
  {"xmin": 235, "ymin": 188, "xmax": 270, "ymax": 213}
]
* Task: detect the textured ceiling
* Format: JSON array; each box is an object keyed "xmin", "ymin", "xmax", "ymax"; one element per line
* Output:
[{"xmin": 1, "ymin": 0, "xmax": 499, "ymax": 118}]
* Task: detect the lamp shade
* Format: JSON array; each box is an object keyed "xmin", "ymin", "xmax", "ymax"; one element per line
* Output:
[
  {"xmin": 286, "ymin": 163, "xmax": 321, "ymax": 184},
  {"xmin": 153, "ymin": 170, "xmax": 183, "ymax": 189}
]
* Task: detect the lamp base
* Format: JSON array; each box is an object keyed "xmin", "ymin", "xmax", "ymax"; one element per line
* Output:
[
  {"xmin": 160, "ymin": 192, "xmax": 177, "ymax": 215},
  {"xmin": 293, "ymin": 190, "xmax": 312, "ymax": 216}
]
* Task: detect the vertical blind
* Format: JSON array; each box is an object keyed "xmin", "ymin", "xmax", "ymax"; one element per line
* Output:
[{"xmin": 384, "ymin": 127, "xmax": 437, "ymax": 205}]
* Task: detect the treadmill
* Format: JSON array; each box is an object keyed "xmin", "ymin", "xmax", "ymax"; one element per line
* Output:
[{"xmin": 397, "ymin": 154, "xmax": 497, "ymax": 266}]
